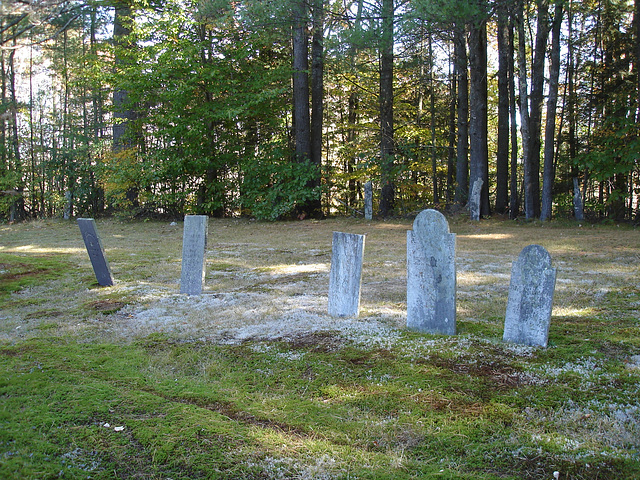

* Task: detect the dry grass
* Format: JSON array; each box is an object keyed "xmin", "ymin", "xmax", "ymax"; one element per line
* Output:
[{"xmin": 1, "ymin": 216, "xmax": 639, "ymax": 347}]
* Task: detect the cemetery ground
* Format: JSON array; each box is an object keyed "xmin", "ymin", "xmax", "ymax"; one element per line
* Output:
[{"xmin": 0, "ymin": 216, "xmax": 639, "ymax": 480}]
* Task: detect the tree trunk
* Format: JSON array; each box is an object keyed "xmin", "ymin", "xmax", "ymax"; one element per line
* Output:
[
  {"xmin": 447, "ymin": 41, "xmax": 457, "ymax": 204},
  {"xmin": 495, "ymin": 2, "xmax": 510, "ymax": 214},
  {"xmin": 309, "ymin": 0, "xmax": 324, "ymax": 217},
  {"xmin": 429, "ymin": 31, "xmax": 438, "ymax": 205},
  {"xmin": 526, "ymin": 0, "xmax": 551, "ymax": 219},
  {"xmin": 541, "ymin": 2, "xmax": 563, "ymax": 221},
  {"xmin": 378, "ymin": 0, "xmax": 395, "ymax": 216},
  {"xmin": 508, "ymin": 14, "xmax": 520, "ymax": 219},
  {"xmin": 517, "ymin": 1, "xmax": 532, "ymax": 219},
  {"xmin": 454, "ymin": 26, "xmax": 469, "ymax": 206},
  {"xmin": 292, "ymin": 0, "xmax": 311, "ymax": 163},
  {"xmin": 113, "ymin": 1, "xmax": 135, "ymax": 151},
  {"xmin": 468, "ymin": 17, "xmax": 490, "ymax": 217}
]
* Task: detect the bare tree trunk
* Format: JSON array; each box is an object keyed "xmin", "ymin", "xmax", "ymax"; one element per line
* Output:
[
  {"xmin": 292, "ymin": 0, "xmax": 311, "ymax": 163},
  {"xmin": 454, "ymin": 26, "xmax": 469, "ymax": 206},
  {"xmin": 516, "ymin": 0, "xmax": 532, "ymax": 219},
  {"xmin": 541, "ymin": 2, "xmax": 563, "ymax": 221},
  {"xmin": 378, "ymin": 0, "xmax": 395, "ymax": 216},
  {"xmin": 526, "ymin": 0, "xmax": 551, "ymax": 219},
  {"xmin": 495, "ymin": 1, "xmax": 510, "ymax": 214},
  {"xmin": 429, "ymin": 31, "xmax": 438, "ymax": 206},
  {"xmin": 508, "ymin": 14, "xmax": 520, "ymax": 219},
  {"xmin": 447, "ymin": 41, "xmax": 457, "ymax": 204},
  {"xmin": 468, "ymin": 17, "xmax": 490, "ymax": 217},
  {"xmin": 308, "ymin": 0, "xmax": 324, "ymax": 217}
]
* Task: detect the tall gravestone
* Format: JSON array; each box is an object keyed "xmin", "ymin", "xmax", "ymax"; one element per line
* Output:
[
  {"xmin": 469, "ymin": 179, "xmax": 483, "ymax": 221},
  {"xmin": 364, "ymin": 181, "xmax": 373, "ymax": 220},
  {"xmin": 77, "ymin": 218, "xmax": 114, "ymax": 286},
  {"xmin": 573, "ymin": 178, "xmax": 584, "ymax": 221},
  {"xmin": 328, "ymin": 232, "xmax": 366, "ymax": 317},
  {"xmin": 503, "ymin": 244, "xmax": 556, "ymax": 347},
  {"xmin": 180, "ymin": 215, "xmax": 208, "ymax": 295},
  {"xmin": 407, "ymin": 209, "xmax": 456, "ymax": 334}
]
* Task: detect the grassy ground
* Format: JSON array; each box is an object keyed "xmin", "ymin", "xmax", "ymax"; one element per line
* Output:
[{"xmin": 0, "ymin": 215, "xmax": 639, "ymax": 479}]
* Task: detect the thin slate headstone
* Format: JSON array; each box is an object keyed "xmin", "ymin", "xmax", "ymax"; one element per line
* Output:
[
  {"xmin": 469, "ymin": 178, "xmax": 483, "ymax": 221},
  {"xmin": 77, "ymin": 218, "xmax": 114, "ymax": 286},
  {"xmin": 328, "ymin": 232, "xmax": 365, "ymax": 317},
  {"xmin": 180, "ymin": 215, "xmax": 208, "ymax": 295},
  {"xmin": 407, "ymin": 209, "xmax": 456, "ymax": 334},
  {"xmin": 503, "ymin": 244, "xmax": 556, "ymax": 347},
  {"xmin": 364, "ymin": 181, "xmax": 373, "ymax": 220}
]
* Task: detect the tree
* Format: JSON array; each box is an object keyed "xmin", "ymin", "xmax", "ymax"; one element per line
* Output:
[
  {"xmin": 540, "ymin": 1, "xmax": 564, "ymax": 221},
  {"xmin": 378, "ymin": 0, "xmax": 395, "ymax": 216},
  {"xmin": 468, "ymin": 8, "xmax": 490, "ymax": 217}
]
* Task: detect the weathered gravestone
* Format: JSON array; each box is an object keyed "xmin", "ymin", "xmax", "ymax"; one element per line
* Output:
[
  {"xmin": 364, "ymin": 181, "xmax": 373, "ymax": 220},
  {"xmin": 328, "ymin": 232, "xmax": 366, "ymax": 317},
  {"xmin": 503, "ymin": 244, "xmax": 556, "ymax": 347},
  {"xmin": 407, "ymin": 209, "xmax": 456, "ymax": 334},
  {"xmin": 77, "ymin": 218, "xmax": 114, "ymax": 286},
  {"xmin": 469, "ymin": 178, "xmax": 483, "ymax": 221},
  {"xmin": 180, "ymin": 215, "xmax": 208, "ymax": 295}
]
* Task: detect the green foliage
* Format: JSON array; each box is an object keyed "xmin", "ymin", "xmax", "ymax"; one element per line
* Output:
[{"xmin": 241, "ymin": 149, "xmax": 322, "ymax": 220}]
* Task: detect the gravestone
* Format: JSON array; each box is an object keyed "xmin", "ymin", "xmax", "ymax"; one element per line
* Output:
[
  {"xmin": 64, "ymin": 191, "xmax": 72, "ymax": 220},
  {"xmin": 364, "ymin": 181, "xmax": 373, "ymax": 220},
  {"xmin": 328, "ymin": 232, "xmax": 366, "ymax": 317},
  {"xmin": 407, "ymin": 209, "xmax": 456, "ymax": 334},
  {"xmin": 573, "ymin": 178, "xmax": 584, "ymax": 221},
  {"xmin": 180, "ymin": 215, "xmax": 208, "ymax": 295},
  {"xmin": 503, "ymin": 244, "xmax": 556, "ymax": 347},
  {"xmin": 469, "ymin": 178, "xmax": 483, "ymax": 221},
  {"xmin": 77, "ymin": 218, "xmax": 114, "ymax": 286}
]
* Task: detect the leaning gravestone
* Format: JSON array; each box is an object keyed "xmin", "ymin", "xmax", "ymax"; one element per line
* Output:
[
  {"xmin": 407, "ymin": 209, "xmax": 456, "ymax": 334},
  {"xmin": 469, "ymin": 178, "xmax": 483, "ymax": 221},
  {"xmin": 503, "ymin": 244, "xmax": 556, "ymax": 347},
  {"xmin": 328, "ymin": 232, "xmax": 366, "ymax": 317},
  {"xmin": 364, "ymin": 181, "xmax": 373, "ymax": 220},
  {"xmin": 77, "ymin": 218, "xmax": 114, "ymax": 286},
  {"xmin": 180, "ymin": 215, "xmax": 208, "ymax": 295}
]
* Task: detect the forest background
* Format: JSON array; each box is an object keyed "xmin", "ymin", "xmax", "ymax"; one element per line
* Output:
[{"xmin": 1, "ymin": 0, "xmax": 639, "ymax": 222}]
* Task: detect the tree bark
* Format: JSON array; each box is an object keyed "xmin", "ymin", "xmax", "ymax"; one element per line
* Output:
[
  {"xmin": 508, "ymin": 13, "xmax": 520, "ymax": 219},
  {"xmin": 454, "ymin": 26, "xmax": 469, "ymax": 206},
  {"xmin": 308, "ymin": 0, "xmax": 324, "ymax": 217},
  {"xmin": 292, "ymin": 0, "xmax": 311, "ymax": 163},
  {"xmin": 516, "ymin": 0, "xmax": 532, "ymax": 219},
  {"xmin": 378, "ymin": 0, "xmax": 395, "ymax": 216},
  {"xmin": 526, "ymin": 0, "xmax": 551, "ymax": 219},
  {"xmin": 495, "ymin": 2, "xmax": 510, "ymax": 214},
  {"xmin": 467, "ymin": 17, "xmax": 490, "ymax": 217},
  {"xmin": 113, "ymin": 1, "xmax": 135, "ymax": 151},
  {"xmin": 540, "ymin": 2, "xmax": 563, "ymax": 221}
]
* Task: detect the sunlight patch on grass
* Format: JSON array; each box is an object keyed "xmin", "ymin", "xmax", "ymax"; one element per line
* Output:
[
  {"xmin": 460, "ymin": 233, "xmax": 514, "ymax": 240},
  {"xmin": 5, "ymin": 245, "xmax": 85, "ymax": 254}
]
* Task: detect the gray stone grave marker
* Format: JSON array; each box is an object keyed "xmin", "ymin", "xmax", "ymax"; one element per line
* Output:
[
  {"xmin": 407, "ymin": 209, "xmax": 456, "ymax": 334},
  {"xmin": 328, "ymin": 232, "xmax": 365, "ymax": 317},
  {"xmin": 77, "ymin": 218, "xmax": 114, "ymax": 286},
  {"xmin": 180, "ymin": 215, "xmax": 208, "ymax": 295},
  {"xmin": 503, "ymin": 244, "xmax": 556, "ymax": 347},
  {"xmin": 469, "ymin": 178, "xmax": 483, "ymax": 221},
  {"xmin": 364, "ymin": 181, "xmax": 373, "ymax": 220}
]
